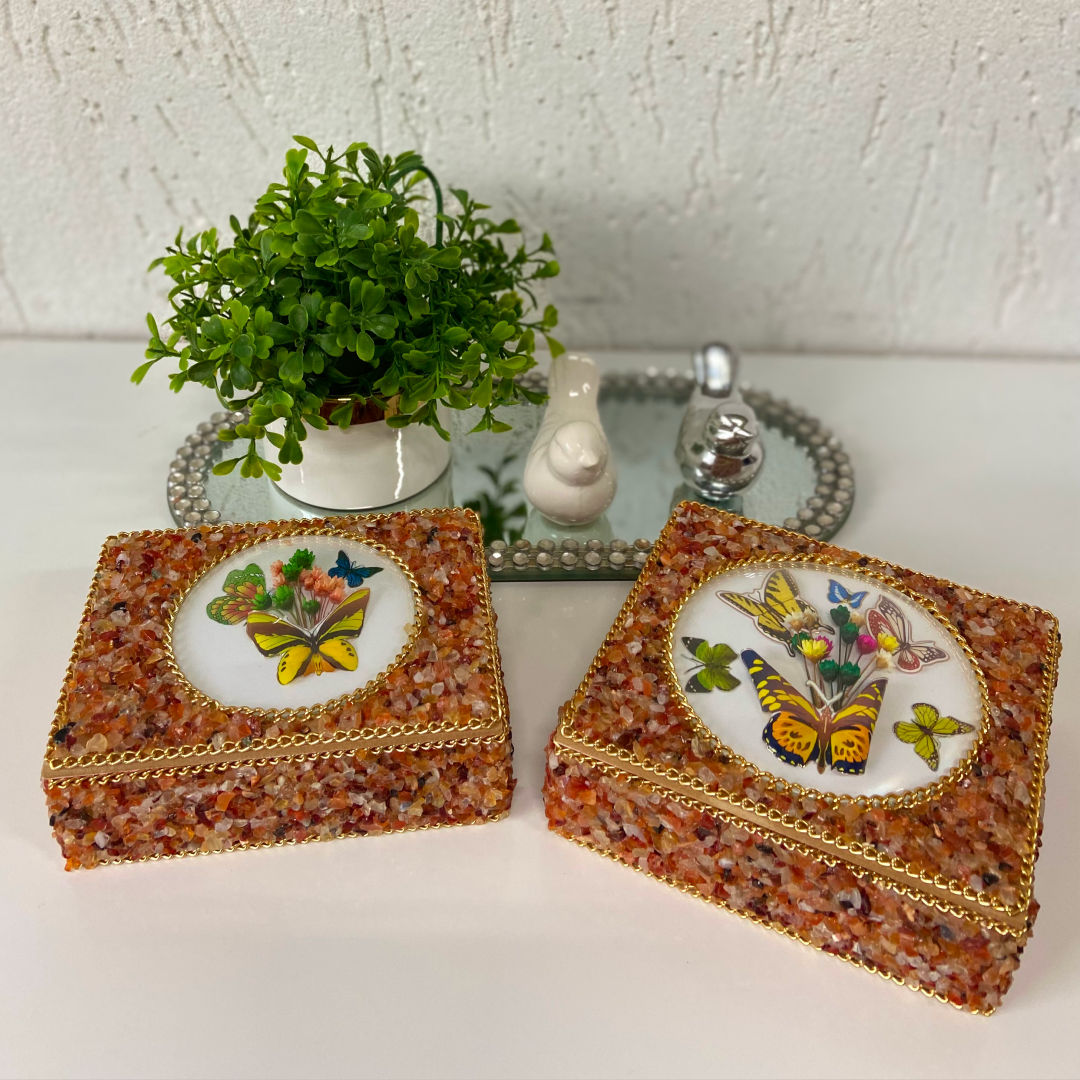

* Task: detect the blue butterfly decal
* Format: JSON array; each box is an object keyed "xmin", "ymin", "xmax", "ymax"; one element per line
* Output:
[
  {"xmin": 327, "ymin": 550, "xmax": 384, "ymax": 588},
  {"xmin": 827, "ymin": 580, "xmax": 869, "ymax": 608}
]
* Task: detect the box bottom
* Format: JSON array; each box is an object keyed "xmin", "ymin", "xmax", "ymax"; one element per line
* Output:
[
  {"xmin": 542, "ymin": 737, "xmax": 1034, "ymax": 1014},
  {"xmin": 46, "ymin": 735, "xmax": 514, "ymax": 870}
]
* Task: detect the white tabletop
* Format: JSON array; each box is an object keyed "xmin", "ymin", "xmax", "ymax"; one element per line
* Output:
[{"xmin": 1, "ymin": 341, "xmax": 1077, "ymax": 1080}]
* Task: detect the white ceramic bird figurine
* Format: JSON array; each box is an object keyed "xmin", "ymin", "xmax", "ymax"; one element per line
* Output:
[{"xmin": 523, "ymin": 353, "xmax": 617, "ymax": 526}]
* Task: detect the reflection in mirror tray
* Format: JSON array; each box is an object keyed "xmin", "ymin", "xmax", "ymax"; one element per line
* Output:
[{"xmin": 166, "ymin": 368, "xmax": 855, "ymax": 581}]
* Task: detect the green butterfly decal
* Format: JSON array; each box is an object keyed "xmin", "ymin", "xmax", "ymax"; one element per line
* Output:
[
  {"xmin": 206, "ymin": 563, "xmax": 270, "ymax": 625},
  {"xmin": 893, "ymin": 703, "xmax": 975, "ymax": 772},
  {"xmin": 681, "ymin": 637, "xmax": 740, "ymax": 693}
]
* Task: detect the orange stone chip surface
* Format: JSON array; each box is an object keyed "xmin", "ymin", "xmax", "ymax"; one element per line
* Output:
[
  {"xmin": 44, "ymin": 509, "xmax": 513, "ymax": 869},
  {"xmin": 543, "ymin": 503, "xmax": 1059, "ymax": 1014}
]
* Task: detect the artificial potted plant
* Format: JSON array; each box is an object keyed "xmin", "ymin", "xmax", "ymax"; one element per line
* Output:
[{"xmin": 136, "ymin": 136, "xmax": 561, "ymax": 509}]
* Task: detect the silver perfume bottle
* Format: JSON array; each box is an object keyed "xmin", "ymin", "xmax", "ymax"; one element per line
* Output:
[{"xmin": 676, "ymin": 342, "xmax": 765, "ymax": 499}]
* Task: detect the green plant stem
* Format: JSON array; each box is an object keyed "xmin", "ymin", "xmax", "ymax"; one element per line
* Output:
[{"xmin": 388, "ymin": 162, "xmax": 442, "ymax": 248}]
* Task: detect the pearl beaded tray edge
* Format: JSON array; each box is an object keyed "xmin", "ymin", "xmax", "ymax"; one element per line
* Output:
[{"xmin": 166, "ymin": 370, "xmax": 855, "ymax": 581}]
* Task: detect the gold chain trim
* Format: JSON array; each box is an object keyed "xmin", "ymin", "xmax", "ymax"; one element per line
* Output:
[
  {"xmin": 45, "ymin": 729, "xmax": 509, "ymax": 788},
  {"xmin": 45, "ymin": 724, "xmax": 508, "ymax": 784},
  {"xmin": 87, "ymin": 806, "xmax": 510, "ymax": 870},
  {"xmin": 158, "ymin": 528, "xmax": 424, "ymax": 721},
  {"xmin": 556, "ymin": 502, "xmax": 1059, "ymax": 926},
  {"xmin": 474, "ymin": 510, "xmax": 512, "ymax": 741},
  {"xmin": 552, "ymin": 740, "xmax": 1026, "ymax": 934},
  {"xmin": 557, "ymin": 830, "xmax": 995, "ymax": 1016}
]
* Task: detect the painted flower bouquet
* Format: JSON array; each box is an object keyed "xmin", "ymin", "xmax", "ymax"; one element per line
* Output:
[
  {"xmin": 683, "ymin": 568, "xmax": 973, "ymax": 776},
  {"xmin": 205, "ymin": 547, "xmax": 382, "ymax": 684},
  {"xmin": 785, "ymin": 599, "xmax": 899, "ymax": 717}
]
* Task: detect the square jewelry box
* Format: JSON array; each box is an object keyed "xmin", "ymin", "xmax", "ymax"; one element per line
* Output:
[
  {"xmin": 543, "ymin": 503, "xmax": 1059, "ymax": 1013},
  {"xmin": 44, "ymin": 508, "xmax": 513, "ymax": 869}
]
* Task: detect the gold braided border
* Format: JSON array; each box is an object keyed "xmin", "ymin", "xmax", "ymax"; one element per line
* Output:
[
  {"xmin": 553, "ymin": 742, "xmax": 1025, "ymax": 936},
  {"xmin": 44, "ymin": 510, "xmax": 506, "ymax": 777},
  {"xmin": 45, "ymin": 728, "xmax": 509, "ymax": 786},
  {"xmin": 555, "ymin": 829, "xmax": 995, "ymax": 1016},
  {"xmin": 555, "ymin": 502, "xmax": 1059, "ymax": 930},
  {"xmin": 159, "ymin": 528, "xmax": 423, "ymax": 720},
  {"xmin": 48, "ymin": 730, "xmax": 513, "ymax": 867},
  {"xmin": 662, "ymin": 552, "xmax": 993, "ymax": 810},
  {"xmin": 86, "ymin": 806, "xmax": 511, "ymax": 870}
]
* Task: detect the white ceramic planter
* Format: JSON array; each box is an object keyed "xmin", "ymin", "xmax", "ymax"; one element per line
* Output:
[{"xmin": 270, "ymin": 415, "xmax": 451, "ymax": 511}]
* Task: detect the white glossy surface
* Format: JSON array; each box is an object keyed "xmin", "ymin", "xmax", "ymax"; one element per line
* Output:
[
  {"xmin": 172, "ymin": 538, "xmax": 415, "ymax": 711},
  {"xmin": 270, "ymin": 416, "xmax": 451, "ymax": 511},
  {"xmin": 673, "ymin": 564, "xmax": 982, "ymax": 797},
  {"xmin": 0, "ymin": 4, "xmax": 1077, "ymax": 356},
  {"xmin": 524, "ymin": 353, "xmax": 617, "ymax": 525},
  {"xmin": 0, "ymin": 341, "xmax": 1077, "ymax": 1080}
]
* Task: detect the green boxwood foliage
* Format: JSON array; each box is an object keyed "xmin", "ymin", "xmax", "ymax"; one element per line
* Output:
[{"xmin": 136, "ymin": 136, "xmax": 561, "ymax": 480}]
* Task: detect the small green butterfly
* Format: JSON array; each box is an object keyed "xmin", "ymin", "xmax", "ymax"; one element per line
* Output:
[
  {"xmin": 206, "ymin": 563, "xmax": 269, "ymax": 625},
  {"xmin": 681, "ymin": 637, "xmax": 740, "ymax": 693},
  {"xmin": 893, "ymin": 702, "xmax": 974, "ymax": 772}
]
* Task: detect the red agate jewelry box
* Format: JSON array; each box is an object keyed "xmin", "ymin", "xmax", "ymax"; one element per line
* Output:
[
  {"xmin": 543, "ymin": 503, "xmax": 1059, "ymax": 1013},
  {"xmin": 43, "ymin": 509, "xmax": 513, "ymax": 869}
]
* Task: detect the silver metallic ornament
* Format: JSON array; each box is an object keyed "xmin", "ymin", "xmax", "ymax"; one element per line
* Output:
[{"xmin": 676, "ymin": 342, "xmax": 765, "ymax": 499}]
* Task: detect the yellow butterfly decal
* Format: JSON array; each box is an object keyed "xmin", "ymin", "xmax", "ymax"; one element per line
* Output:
[
  {"xmin": 719, "ymin": 569, "xmax": 823, "ymax": 652},
  {"xmin": 245, "ymin": 589, "xmax": 370, "ymax": 685},
  {"xmin": 893, "ymin": 703, "xmax": 974, "ymax": 771},
  {"xmin": 743, "ymin": 649, "xmax": 887, "ymax": 775}
]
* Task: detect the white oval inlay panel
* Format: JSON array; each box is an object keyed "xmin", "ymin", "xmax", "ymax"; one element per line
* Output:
[
  {"xmin": 671, "ymin": 562, "xmax": 982, "ymax": 798},
  {"xmin": 172, "ymin": 537, "xmax": 416, "ymax": 711}
]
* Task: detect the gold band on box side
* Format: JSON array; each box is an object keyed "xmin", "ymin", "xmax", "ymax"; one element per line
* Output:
[
  {"xmin": 51, "ymin": 723, "xmax": 509, "ymax": 783},
  {"xmin": 553, "ymin": 822, "xmax": 996, "ymax": 1016},
  {"xmin": 551, "ymin": 734, "xmax": 1026, "ymax": 935}
]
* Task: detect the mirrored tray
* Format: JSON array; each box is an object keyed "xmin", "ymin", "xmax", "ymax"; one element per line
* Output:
[{"xmin": 167, "ymin": 368, "xmax": 855, "ymax": 581}]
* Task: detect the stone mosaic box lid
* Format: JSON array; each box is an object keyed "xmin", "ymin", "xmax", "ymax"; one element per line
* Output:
[
  {"xmin": 551, "ymin": 503, "xmax": 1060, "ymax": 941},
  {"xmin": 44, "ymin": 509, "xmax": 507, "ymax": 789}
]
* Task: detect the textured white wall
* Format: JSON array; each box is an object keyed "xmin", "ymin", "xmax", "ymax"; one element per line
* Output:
[{"xmin": 0, "ymin": 1, "xmax": 1076, "ymax": 355}]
